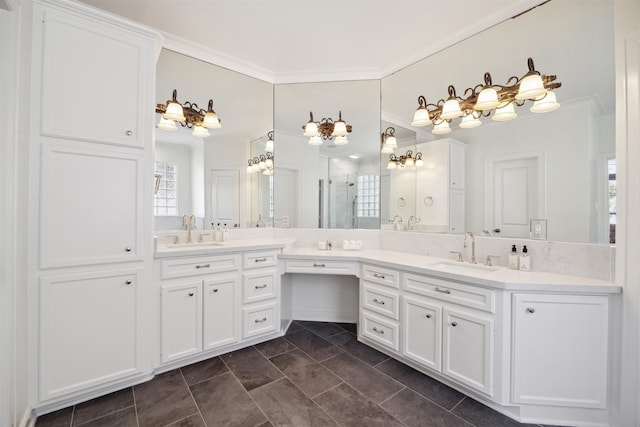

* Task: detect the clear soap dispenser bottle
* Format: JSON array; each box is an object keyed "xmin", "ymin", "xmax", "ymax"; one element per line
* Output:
[
  {"xmin": 519, "ymin": 245, "xmax": 531, "ymax": 271},
  {"xmin": 508, "ymin": 245, "xmax": 519, "ymax": 270}
]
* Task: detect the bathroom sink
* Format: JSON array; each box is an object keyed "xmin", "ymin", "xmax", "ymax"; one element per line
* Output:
[
  {"xmin": 165, "ymin": 241, "xmax": 225, "ymax": 248},
  {"xmin": 428, "ymin": 261, "xmax": 498, "ymax": 275}
]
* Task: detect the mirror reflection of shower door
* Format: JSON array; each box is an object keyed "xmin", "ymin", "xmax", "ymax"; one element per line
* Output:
[
  {"xmin": 318, "ymin": 179, "xmax": 324, "ymax": 228},
  {"xmin": 329, "ymin": 175, "xmax": 358, "ymax": 229},
  {"xmin": 211, "ymin": 170, "xmax": 239, "ymax": 228},
  {"xmin": 274, "ymin": 167, "xmax": 298, "ymax": 228}
]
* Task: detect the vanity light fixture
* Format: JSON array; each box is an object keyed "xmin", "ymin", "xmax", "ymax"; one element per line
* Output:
[
  {"xmin": 387, "ymin": 150, "xmax": 423, "ymax": 170},
  {"xmin": 264, "ymin": 131, "xmax": 274, "ymax": 151},
  {"xmin": 411, "ymin": 57, "xmax": 561, "ymax": 134},
  {"xmin": 302, "ymin": 111, "xmax": 352, "ymax": 145},
  {"xmin": 246, "ymin": 152, "xmax": 274, "ymax": 175},
  {"xmin": 381, "ymin": 127, "xmax": 397, "ymax": 154},
  {"xmin": 156, "ymin": 89, "xmax": 222, "ymax": 137}
]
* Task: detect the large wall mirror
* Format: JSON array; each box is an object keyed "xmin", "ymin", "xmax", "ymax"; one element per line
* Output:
[
  {"xmin": 381, "ymin": 0, "xmax": 614, "ymax": 244},
  {"xmin": 155, "ymin": 49, "xmax": 274, "ymax": 230},
  {"xmin": 273, "ymin": 80, "xmax": 381, "ymax": 229}
]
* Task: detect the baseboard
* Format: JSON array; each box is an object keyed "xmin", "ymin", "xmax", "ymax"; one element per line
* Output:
[
  {"xmin": 19, "ymin": 405, "xmax": 35, "ymax": 427},
  {"xmin": 292, "ymin": 308, "xmax": 358, "ymax": 323}
]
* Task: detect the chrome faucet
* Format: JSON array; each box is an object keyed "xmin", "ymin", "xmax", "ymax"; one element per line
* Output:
[
  {"xmin": 407, "ymin": 216, "xmax": 420, "ymax": 230},
  {"xmin": 182, "ymin": 215, "xmax": 196, "ymax": 243},
  {"xmin": 463, "ymin": 231, "xmax": 477, "ymax": 264}
]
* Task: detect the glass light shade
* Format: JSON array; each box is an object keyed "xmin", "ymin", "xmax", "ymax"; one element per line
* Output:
[
  {"xmin": 164, "ymin": 101, "xmax": 185, "ymax": 122},
  {"xmin": 308, "ymin": 135, "xmax": 322, "ymax": 145},
  {"xmin": 265, "ymin": 139, "xmax": 274, "ymax": 151},
  {"xmin": 387, "ymin": 160, "xmax": 397, "ymax": 170},
  {"xmin": 384, "ymin": 135, "xmax": 397, "ymax": 149},
  {"xmin": 530, "ymin": 91, "xmax": 560, "ymax": 113},
  {"xmin": 492, "ymin": 103, "xmax": 518, "ymax": 121},
  {"xmin": 265, "ymin": 158, "xmax": 273, "ymax": 168},
  {"xmin": 474, "ymin": 87, "xmax": 500, "ymax": 110},
  {"xmin": 303, "ymin": 121, "xmax": 319, "ymax": 137},
  {"xmin": 405, "ymin": 157, "xmax": 415, "ymax": 167},
  {"xmin": 334, "ymin": 135, "xmax": 349, "ymax": 145},
  {"xmin": 411, "ymin": 107, "xmax": 432, "ymax": 127},
  {"xmin": 157, "ymin": 116, "xmax": 177, "ymax": 131},
  {"xmin": 381, "ymin": 144, "xmax": 395, "ymax": 154},
  {"xmin": 263, "ymin": 168, "xmax": 273, "ymax": 176},
  {"xmin": 202, "ymin": 111, "xmax": 221, "ymax": 129},
  {"xmin": 415, "ymin": 158, "xmax": 424, "ymax": 167},
  {"xmin": 441, "ymin": 98, "xmax": 463, "ymax": 120},
  {"xmin": 459, "ymin": 113, "xmax": 482, "ymax": 129},
  {"xmin": 192, "ymin": 125, "xmax": 210, "ymax": 137},
  {"xmin": 515, "ymin": 73, "xmax": 546, "ymax": 100},
  {"xmin": 332, "ymin": 120, "xmax": 348, "ymax": 137},
  {"xmin": 432, "ymin": 121, "xmax": 452, "ymax": 134},
  {"xmin": 247, "ymin": 164, "xmax": 254, "ymax": 173},
  {"xmin": 258, "ymin": 160, "xmax": 266, "ymax": 170}
]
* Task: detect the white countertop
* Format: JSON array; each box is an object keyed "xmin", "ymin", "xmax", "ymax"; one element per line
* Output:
[
  {"xmin": 280, "ymin": 247, "xmax": 621, "ymax": 294},
  {"xmin": 154, "ymin": 239, "xmax": 620, "ymax": 294}
]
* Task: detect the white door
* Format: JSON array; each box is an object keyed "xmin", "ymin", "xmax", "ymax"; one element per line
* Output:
[
  {"xmin": 161, "ymin": 282, "xmax": 202, "ymax": 363},
  {"xmin": 485, "ymin": 155, "xmax": 544, "ymax": 238},
  {"xmin": 403, "ymin": 296, "xmax": 442, "ymax": 371},
  {"xmin": 273, "ymin": 168, "xmax": 298, "ymax": 228},
  {"xmin": 204, "ymin": 276, "xmax": 240, "ymax": 350},
  {"xmin": 211, "ymin": 170, "xmax": 239, "ymax": 228}
]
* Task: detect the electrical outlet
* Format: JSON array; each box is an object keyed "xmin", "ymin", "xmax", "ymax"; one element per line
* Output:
[
  {"xmin": 282, "ymin": 215, "xmax": 290, "ymax": 228},
  {"xmin": 530, "ymin": 219, "xmax": 547, "ymax": 240}
]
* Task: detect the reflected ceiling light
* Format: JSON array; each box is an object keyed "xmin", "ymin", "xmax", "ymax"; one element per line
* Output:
[
  {"xmin": 302, "ymin": 111, "xmax": 352, "ymax": 145},
  {"xmin": 246, "ymin": 152, "xmax": 274, "ymax": 175},
  {"xmin": 380, "ymin": 127, "xmax": 397, "ymax": 154},
  {"xmin": 387, "ymin": 150, "xmax": 423, "ymax": 170},
  {"xmin": 265, "ymin": 131, "xmax": 274, "ymax": 151},
  {"xmin": 156, "ymin": 89, "xmax": 222, "ymax": 137},
  {"xmin": 411, "ymin": 57, "xmax": 561, "ymax": 132}
]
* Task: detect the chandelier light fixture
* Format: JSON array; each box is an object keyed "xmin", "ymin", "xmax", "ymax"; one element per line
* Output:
[
  {"xmin": 302, "ymin": 111, "xmax": 352, "ymax": 145},
  {"xmin": 387, "ymin": 150, "xmax": 424, "ymax": 170},
  {"xmin": 156, "ymin": 89, "xmax": 221, "ymax": 137},
  {"xmin": 411, "ymin": 58, "xmax": 561, "ymax": 134},
  {"xmin": 381, "ymin": 127, "xmax": 398, "ymax": 154},
  {"xmin": 246, "ymin": 152, "xmax": 274, "ymax": 175}
]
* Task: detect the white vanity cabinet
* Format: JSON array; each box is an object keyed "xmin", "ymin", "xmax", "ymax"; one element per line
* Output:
[
  {"xmin": 359, "ymin": 264, "xmax": 401, "ymax": 353},
  {"xmin": 415, "ymin": 138, "xmax": 466, "ymax": 234},
  {"xmin": 511, "ymin": 293, "xmax": 610, "ymax": 409},
  {"xmin": 161, "ymin": 282, "xmax": 203, "ymax": 363},
  {"xmin": 401, "ymin": 273, "xmax": 495, "ymax": 396}
]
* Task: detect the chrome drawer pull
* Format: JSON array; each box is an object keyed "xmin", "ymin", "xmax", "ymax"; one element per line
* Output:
[
  {"xmin": 526, "ymin": 307, "xmax": 535, "ymax": 314},
  {"xmin": 435, "ymin": 287, "xmax": 451, "ymax": 294},
  {"xmin": 313, "ymin": 263, "xmax": 326, "ymax": 268},
  {"xmin": 255, "ymin": 284, "xmax": 267, "ymax": 289},
  {"xmin": 373, "ymin": 273, "xmax": 386, "ymax": 279},
  {"xmin": 254, "ymin": 257, "xmax": 267, "ymax": 262},
  {"xmin": 254, "ymin": 317, "xmax": 267, "ymax": 323},
  {"xmin": 372, "ymin": 326, "xmax": 385, "ymax": 335},
  {"xmin": 372, "ymin": 298, "xmax": 385, "ymax": 305},
  {"xmin": 195, "ymin": 264, "xmax": 211, "ymax": 269}
]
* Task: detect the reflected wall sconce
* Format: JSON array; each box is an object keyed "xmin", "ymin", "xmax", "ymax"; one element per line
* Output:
[
  {"xmin": 381, "ymin": 127, "xmax": 397, "ymax": 154},
  {"xmin": 302, "ymin": 111, "xmax": 352, "ymax": 145},
  {"xmin": 265, "ymin": 131, "xmax": 274, "ymax": 151},
  {"xmin": 411, "ymin": 58, "xmax": 561, "ymax": 134},
  {"xmin": 156, "ymin": 89, "xmax": 221, "ymax": 137},
  {"xmin": 387, "ymin": 150, "xmax": 423, "ymax": 170},
  {"xmin": 247, "ymin": 152, "xmax": 274, "ymax": 175}
]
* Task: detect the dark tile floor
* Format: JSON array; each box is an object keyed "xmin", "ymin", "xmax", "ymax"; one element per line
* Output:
[{"xmin": 36, "ymin": 321, "xmax": 553, "ymax": 427}]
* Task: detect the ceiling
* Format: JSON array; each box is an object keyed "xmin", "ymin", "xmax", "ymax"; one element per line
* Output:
[{"xmin": 79, "ymin": 0, "xmax": 547, "ymax": 84}]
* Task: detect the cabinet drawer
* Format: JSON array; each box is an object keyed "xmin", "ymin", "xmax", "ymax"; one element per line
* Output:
[
  {"xmin": 161, "ymin": 254, "xmax": 240, "ymax": 279},
  {"xmin": 361, "ymin": 265, "xmax": 399, "ymax": 288},
  {"xmin": 243, "ymin": 269, "xmax": 277, "ymax": 303},
  {"xmin": 243, "ymin": 302, "xmax": 278, "ymax": 338},
  {"xmin": 284, "ymin": 259, "xmax": 359, "ymax": 276},
  {"xmin": 243, "ymin": 250, "xmax": 279, "ymax": 270},
  {"xmin": 404, "ymin": 273, "xmax": 495, "ymax": 313},
  {"xmin": 361, "ymin": 312, "xmax": 399, "ymax": 352},
  {"xmin": 361, "ymin": 282, "xmax": 399, "ymax": 320}
]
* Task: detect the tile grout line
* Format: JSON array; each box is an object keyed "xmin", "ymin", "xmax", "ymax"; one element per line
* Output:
[
  {"xmin": 131, "ymin": 385, "xmax": 140, "ymax": 427},
  {"xmin": 178, "ymin": 368, "xmax": 209, "ymax": 427}
]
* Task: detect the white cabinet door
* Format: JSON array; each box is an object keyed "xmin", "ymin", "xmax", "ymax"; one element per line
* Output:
[
  {"xmin": 40, "ymin": 143, "xmax": 143, "ymax": 268},
  {"xmin": 449, "ymin": 142, "xmax": 465, "ymax": 190},
  {"xmin": 402, "ymin": 296, "xmax": 441, "ymax": 371},
  {"xmin": 161, "ymin": 283, "xmax": 202, "ymax": 363},
  {"xmin": 448, "ymin": 190, "xmax": 465, "ymax": 234},
  {"xmin": 204, "ymin": 276, "xmax": 240, "ymax": 350},
  {"xmin": 36, "ymin": 5, "xmax": 147, "ymax": 148},
  {"xmin": 512, "ymin": 294, "xmax": 609, "ymax": 408},
  {"xmin": 443, "ymin": 308, "xmax": 494, "ymax": 396},
  {"xmin": 39, "ymin": 269, "xmax": 140, "ymax": 400}
]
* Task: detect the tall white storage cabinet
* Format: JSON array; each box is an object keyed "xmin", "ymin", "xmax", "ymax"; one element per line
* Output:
[
  {"xmin": 28, "ymin": 0, "xmax": 160, "ymax": 409},
  {"xmin": 415, "ymin": 139, "xmax": 466, "ymax": 233}
]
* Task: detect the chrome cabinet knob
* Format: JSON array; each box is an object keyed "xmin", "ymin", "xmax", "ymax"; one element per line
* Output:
[
  {"xmin": 425, "ymin": 314, "xmax": 432, "ymax": 319},
  {"xmin": 125, "ymin": 280, "xmax": 132, "ymax": 285},
  {"xmin": 188, "ymin": 292, "xmax": 194, "ymax": 296},
  {"xmin": 212, "ymin": 289, "xmax": 218, "ymax": 293},
  {"xmin": 125, "ymin": 130, "xmax": 133, "ymax": 136},
  {"xmin": 451, "ymin": 321, "xmax": 458, "ymax": 327},
  {"xmin": 125, "ymin": 247, "xmax": 132, "ymax": 252},
  {"xmin": 526, "ymin": 307, "xmax": 535, "ymax": 314}
]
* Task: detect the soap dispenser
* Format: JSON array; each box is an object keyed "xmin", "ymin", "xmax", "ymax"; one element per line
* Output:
[
  {"xmin": 519, "ymin": 245, "xmax": 531, "ymax": 271},
  {"xmin": 508, "ymin": 245, "xmax": 519, "ymax": 270}
]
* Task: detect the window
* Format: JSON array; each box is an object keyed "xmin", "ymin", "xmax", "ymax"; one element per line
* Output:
[
  {"xmin": 356, "ymin": 175, "xmax": 379, "ymax": 218},
  {"xmin": 608, "ymin": 158, "xmax": 616, "ymax": 244},
  {"xmin": 154, "ymin": 161, "xmax": 178, "ymax": 216}
]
